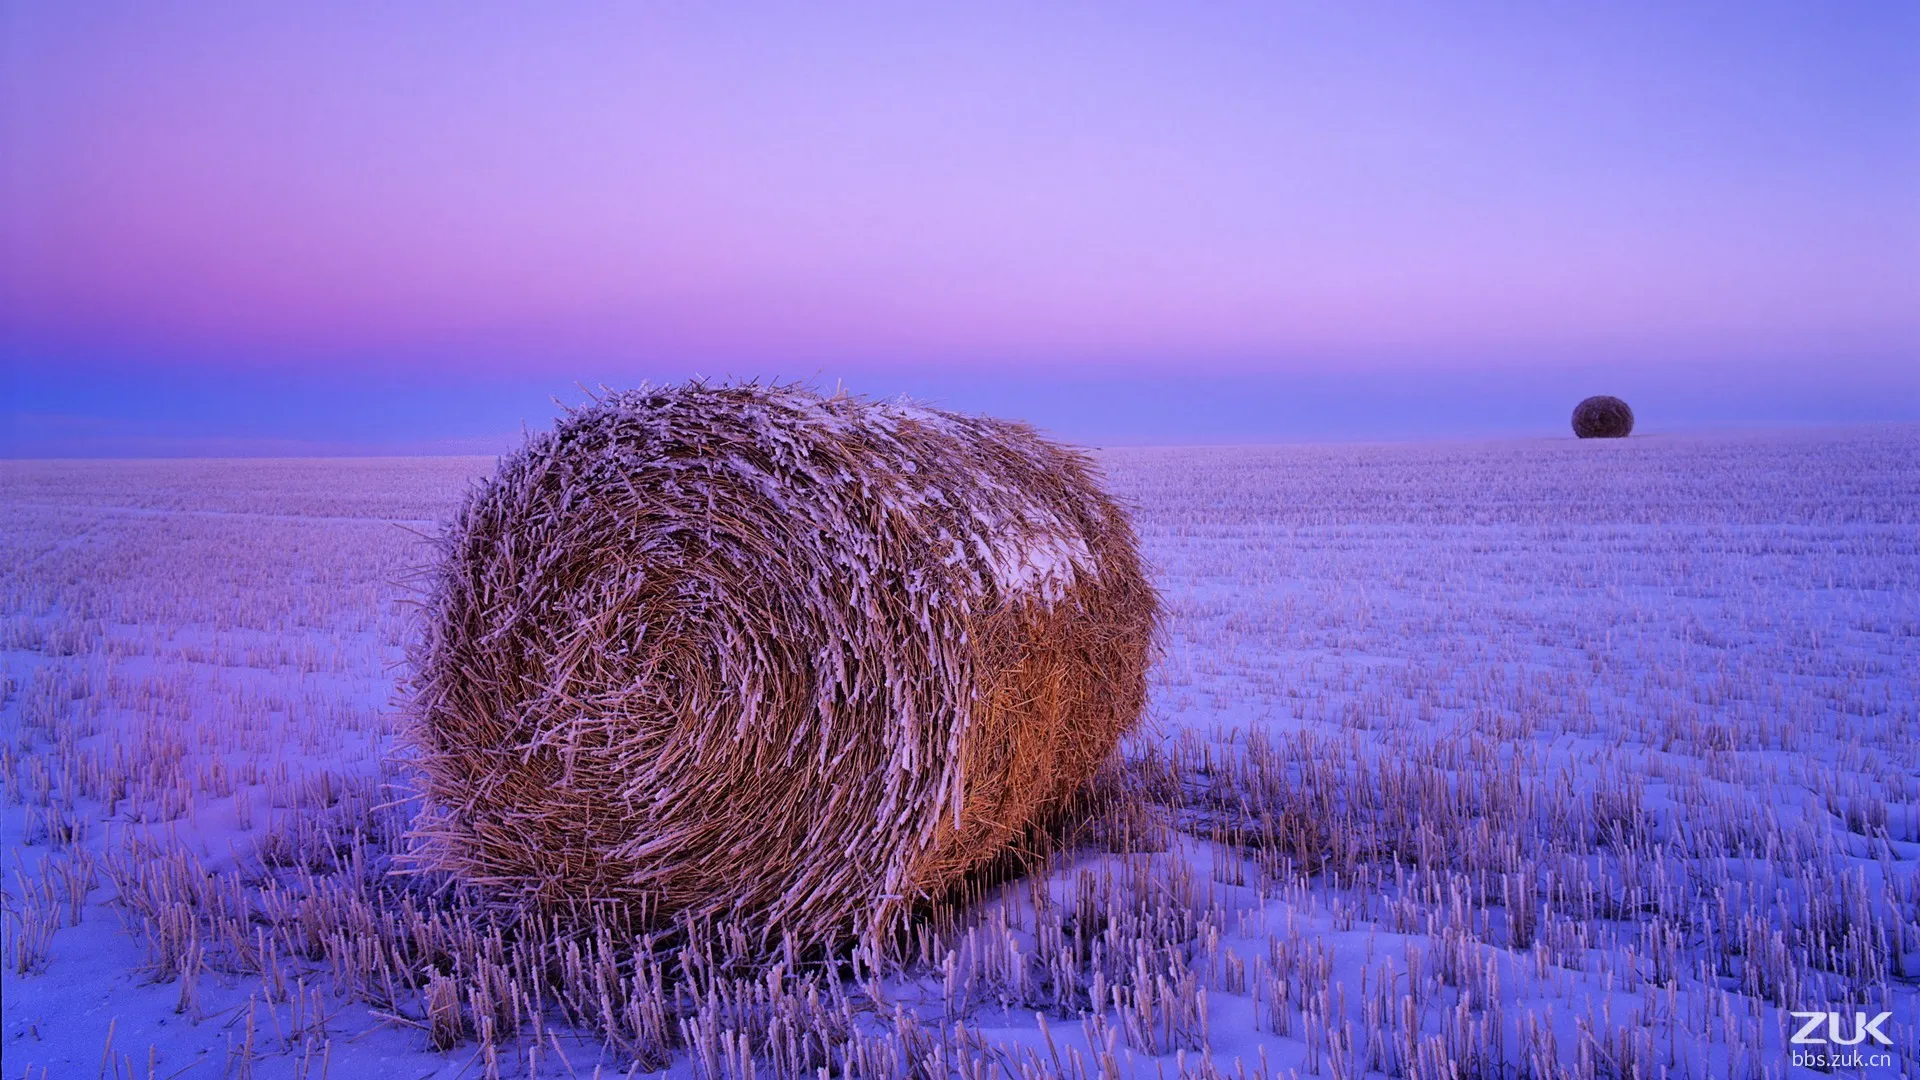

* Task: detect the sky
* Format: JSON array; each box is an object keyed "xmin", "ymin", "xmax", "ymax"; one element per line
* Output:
[{"xmin": 3, "ymin": 3, "xmax": 1917, "ymax": 453}]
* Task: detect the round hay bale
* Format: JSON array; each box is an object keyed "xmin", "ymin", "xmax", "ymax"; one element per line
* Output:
[
  {"xmin": 407, "ymin": 383, "xmax": 1157, "ymax": 949},
  {"xmin": 1571, "ymin": 395, "xmax": 1634, "ymax": 438}
]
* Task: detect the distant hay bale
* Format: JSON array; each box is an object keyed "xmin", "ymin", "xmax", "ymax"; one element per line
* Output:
[
  {"xmin": 406, "ymin": 383, "xmax": 1157, "ymax": 950},
  {"xmin": 1572, "ymin": 395, "xmax": 1634, "ymax": 438}
]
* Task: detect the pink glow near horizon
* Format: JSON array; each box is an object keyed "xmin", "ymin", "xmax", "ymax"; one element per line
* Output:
[{"xmin": 3, "ymin": 5, "xmax": 1917, "ymax": 376}]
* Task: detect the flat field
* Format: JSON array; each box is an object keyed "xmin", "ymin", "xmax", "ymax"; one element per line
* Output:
[{"xmin": 2, "ymin": 428, "xmax": 1915, "ymax": 1078}]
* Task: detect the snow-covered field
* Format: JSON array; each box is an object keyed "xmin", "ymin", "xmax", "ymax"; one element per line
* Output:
[{"xmin": 2, "ymin": 428, "xmax": 1915, "ymax": 1079}]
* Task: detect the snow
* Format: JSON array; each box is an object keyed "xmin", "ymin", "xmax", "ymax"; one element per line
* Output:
[
  {"xmin": 976, "ymin": 528, "xmax": 1091, "ymax": 603},
  {"xmin": 3, "ymin": 427, "xmax": 1917, "ymax": 1078}
]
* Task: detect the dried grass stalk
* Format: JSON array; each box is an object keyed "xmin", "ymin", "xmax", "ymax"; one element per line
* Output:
[
  {"xmin": 406, "ymin": 383, "xmax": 1157, "ymax": 951},
  {"xmin": 1572, "ymin": 395, "xmax": 1634, "ymax": 438}
]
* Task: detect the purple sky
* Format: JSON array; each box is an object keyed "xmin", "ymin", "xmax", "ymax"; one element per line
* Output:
[{"xmin": 4, "ymin": 3, "xmax": 1917, "ymax": 453}]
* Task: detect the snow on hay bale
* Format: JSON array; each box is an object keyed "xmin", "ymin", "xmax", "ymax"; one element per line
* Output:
[
  {"xmin": 1572, "ymin": 395, "xmax": 1634, "ymax": 439},
  {"xmin": 406, "ymin": 383, "xmax": 1157, "ymax": 949}
]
